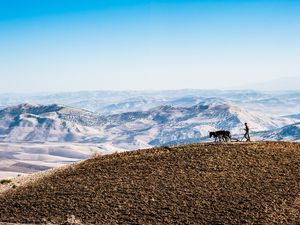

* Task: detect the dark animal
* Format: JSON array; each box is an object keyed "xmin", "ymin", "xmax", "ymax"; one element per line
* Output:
[{"xmin": 209, "ymin": 130, "xmax": 231, "ymax": 142}]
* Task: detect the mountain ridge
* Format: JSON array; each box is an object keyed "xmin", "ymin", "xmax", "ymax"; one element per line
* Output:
[
  {"xmin": 0, "ymin": 102, "xmax": 298, "ymax": 178},
  {"xmin": 0, "ymin": 90, "xmax": 299, "ymax": 116},
  {"xmin": 0, "ymin": 102, "xmax": 297, "ymax": 146}
]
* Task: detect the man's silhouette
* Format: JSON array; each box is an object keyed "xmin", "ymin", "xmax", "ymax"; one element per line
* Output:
[{"xmin": 244, "ymin": 123, "xmax": 250, "ymax": 142}]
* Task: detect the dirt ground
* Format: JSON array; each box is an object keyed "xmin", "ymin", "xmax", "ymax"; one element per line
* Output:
[{"xmin": 1, "ymin": 142, "xmax": 300, "ymax": 224}]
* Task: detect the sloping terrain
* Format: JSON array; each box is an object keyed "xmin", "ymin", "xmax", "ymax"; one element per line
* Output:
[
  {"xmin": 0, "ymin": 103, "xmax": 102, "ymax": 143},
  {"xmin": 1, "ymin": 142, "xmax": 300, "ymax": 224}
]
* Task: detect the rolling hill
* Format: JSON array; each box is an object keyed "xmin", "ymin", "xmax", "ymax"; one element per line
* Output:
[{"xmin": 1, "ymin": 142, "xmax": 300, "ymax": 224}]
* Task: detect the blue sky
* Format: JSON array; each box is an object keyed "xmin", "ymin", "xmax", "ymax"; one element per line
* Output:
[{"xmin": 0, "ymin": 0, "xmax": 299, "ymax": 92}]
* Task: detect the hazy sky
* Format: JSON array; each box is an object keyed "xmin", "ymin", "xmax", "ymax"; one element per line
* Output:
[{"xmin": 0, "ymin": 0, "xmax": 300, "ymax": 92}]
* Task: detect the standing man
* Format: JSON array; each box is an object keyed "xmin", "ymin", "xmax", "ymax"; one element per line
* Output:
[{"xmin": 244, "ymin": 123, "xmax": 250, "ymax": 142}]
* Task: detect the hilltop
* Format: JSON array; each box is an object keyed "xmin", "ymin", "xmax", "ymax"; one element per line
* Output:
[{"xmin": 1, "ymin": 142, "xmax": 300, "ymax": 224}]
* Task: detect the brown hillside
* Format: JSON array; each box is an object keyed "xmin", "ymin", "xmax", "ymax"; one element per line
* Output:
[{"xmin": 1, "ymin": 142, "xmax": 300, "ymax": 224}]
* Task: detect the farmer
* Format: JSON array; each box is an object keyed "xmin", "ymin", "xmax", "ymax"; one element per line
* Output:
[{"xmin": 244, "ymin": 123, "xmax": 250, "ymax": 142}]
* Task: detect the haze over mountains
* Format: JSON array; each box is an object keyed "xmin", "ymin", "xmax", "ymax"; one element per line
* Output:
[
  {"xmin": 237, "ymin": 77, "xmax": 300, "ymax": 91},
  {"xmin": 0, "ymin": 90, "xmax": 299, "ymax": 178},
  {"xmin": 0, "ymin": 89, "xmax": 300, "ymax": 116}
]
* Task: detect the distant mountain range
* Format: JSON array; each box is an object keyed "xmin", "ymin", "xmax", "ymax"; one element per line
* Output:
[
  {"xmin": 0, "ymin": 103, "xmax": 297, "ymax": 150},
  {"xmin": 0, "ymin": 98, "xmax": 299, "ymax": 178},
  {"xmin": 0, "ymin": 90, "xmax": 299, "ymax": 116},
  {"xmin": 255, "ymin": 122, "xmax": 300, "ymax": 142}
]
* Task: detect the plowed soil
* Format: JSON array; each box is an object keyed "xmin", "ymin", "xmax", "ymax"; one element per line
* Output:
[{"xmin": 1, "ymin": 142, "xmax": 300, "ymax": 224}]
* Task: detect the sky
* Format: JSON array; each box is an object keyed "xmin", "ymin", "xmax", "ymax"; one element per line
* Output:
[{"xmin": 0, "ymin": 0, "xmax": 300, "ymax": 92}]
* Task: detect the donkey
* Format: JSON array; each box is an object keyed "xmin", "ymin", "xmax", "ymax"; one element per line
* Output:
[{"xmin": 209, "ymin": 130, "xmax": 231, "ymax": 142}]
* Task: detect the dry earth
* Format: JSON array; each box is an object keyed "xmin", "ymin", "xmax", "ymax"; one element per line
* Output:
[{"xmin": 1, "ymin": 142, "xmax": 300, "ymax": 224}]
